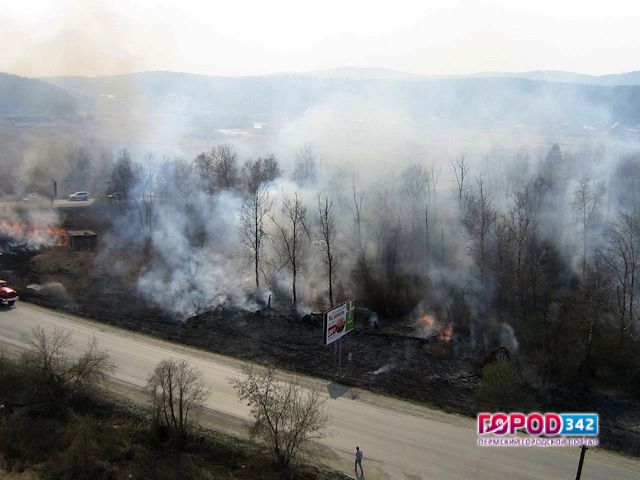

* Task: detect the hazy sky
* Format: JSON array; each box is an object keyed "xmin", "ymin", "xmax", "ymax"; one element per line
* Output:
[{"xmin": 2, "ymin": 0, "xmax": 639, "ymax": 77}]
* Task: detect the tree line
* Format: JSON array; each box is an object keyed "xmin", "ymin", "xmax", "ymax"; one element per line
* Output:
[{"xmin": 86, "ymin": 140, "xmax": 640, "ymax": 395}]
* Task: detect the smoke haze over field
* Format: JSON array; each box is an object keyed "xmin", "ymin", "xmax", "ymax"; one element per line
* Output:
[
  {"xmin": 0, "ymin": 1, "xmax": 639, "ymax": 357},
  {"xmin": 2, "ymin": 72, "xmax": 640, "ymax": 330},
  {"xmin": 4, "ymin": 5, "xmax": 640, "ymax": 449}
]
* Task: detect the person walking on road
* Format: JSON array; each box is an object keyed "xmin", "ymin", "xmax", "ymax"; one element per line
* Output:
[{"xmin": 354, "ymin": 446, "xmax": 364, "ymax": 476}]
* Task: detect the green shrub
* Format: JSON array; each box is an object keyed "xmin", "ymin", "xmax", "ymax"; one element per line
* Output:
[{"xmin": 475, "ymin": 360, "xmax": 534, "ymax": 408}]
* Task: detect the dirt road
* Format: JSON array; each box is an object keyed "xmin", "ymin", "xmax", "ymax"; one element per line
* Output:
[{"xmin": 1, "ymin": 303, "xmax": 639, "ymax": 479}]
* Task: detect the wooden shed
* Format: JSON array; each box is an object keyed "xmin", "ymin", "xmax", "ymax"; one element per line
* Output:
[{"xmin": 67, "ymin": 230, "xmax": 97, "ymax": 251}]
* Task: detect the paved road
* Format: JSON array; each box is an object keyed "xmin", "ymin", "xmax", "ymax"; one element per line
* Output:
[
  {"xmin": 0, "ymin": 198, "xmax": 95, "ymax": 210},
  {"xmin": 1, "ymin": 303, "xmax": 639, "ymax": 479}
]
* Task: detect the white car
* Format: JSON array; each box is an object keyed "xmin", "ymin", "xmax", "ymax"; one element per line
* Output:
[
  {"xmin": 22, "ymin": 193, "xmax": 44, "ymax": 203},
  {"xmin": 68, "ymin": 191, "xmax": 89, "ymax": 201}
]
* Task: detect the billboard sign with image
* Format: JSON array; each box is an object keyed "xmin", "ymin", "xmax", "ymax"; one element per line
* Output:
[{"xmin": 324, "ymin": 300, "xmax": 355, "ymax": 345}]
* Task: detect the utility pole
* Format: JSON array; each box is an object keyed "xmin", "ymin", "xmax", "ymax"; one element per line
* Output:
[
  {"xmin": 575, "ymin": 446, "xmax": 587, "ymax": 480},
  {"xmin": 337, "ymin": 338, "xmax": 342, "ymax": 377},
  {"xmin": 51, "ymin": 179, "xmax": 57, "ymax": 207}
]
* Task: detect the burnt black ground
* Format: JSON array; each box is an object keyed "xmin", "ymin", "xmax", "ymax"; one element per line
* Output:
[{"xmin": 2, "ymin": 246, "xmax": 640, "ymax": 455}]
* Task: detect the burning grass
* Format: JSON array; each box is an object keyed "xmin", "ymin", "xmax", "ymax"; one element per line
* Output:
[
  {"xmin": 0, "ymin": 218, "xmax": 67, "ymax": 251},
  {"xmin": 415, "ymin": 313, "xmax": 455, "ymax": 343}
]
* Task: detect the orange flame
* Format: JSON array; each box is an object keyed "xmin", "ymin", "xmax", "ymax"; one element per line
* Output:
[
  {"xmin": 0, "ymin": 221, "xmax": 67, "ymax": 247},
  {"xmin": 419, "ymin": 314, "xmax": 435, "ymax": 326},
  {"xmin": 416, "ymin": 312, "xmax": 454, "ymax": 342},
  {"xmin": 439, "ymin": 323, "xmax": 454, "ymax": 342}
]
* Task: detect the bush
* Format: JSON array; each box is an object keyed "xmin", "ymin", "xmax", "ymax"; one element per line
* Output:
[
  {"xmin": 21, "ymin": 327, "xmax": 115, "ymax": 413},
  {"xmin": 0, "ymin": 351, "xmax": 26, "ymax": 409},
  {"xmin": 0, "ymin": 412, "xmax": 66, "ymax": 471},
  {"xmin": 475, "ymin": 359, "xmax": 534, "ymax": 408}
]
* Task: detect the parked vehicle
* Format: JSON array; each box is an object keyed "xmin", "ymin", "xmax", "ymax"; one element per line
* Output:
[
  {"xmin": 0, "ymin": 279, "xmax": 18, "ymax": 306},
  {"xmin": 22, "ymin": 193, "xmax": 44, "ymax": 203},
  {"xmin": 68, "ymin": 191, "xmax": 89, "ymax": 201}
]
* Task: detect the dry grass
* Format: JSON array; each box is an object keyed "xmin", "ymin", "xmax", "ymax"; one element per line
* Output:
[{"xmin": 0, "ymin": 469, "xmax": 40, "ymax": 480}]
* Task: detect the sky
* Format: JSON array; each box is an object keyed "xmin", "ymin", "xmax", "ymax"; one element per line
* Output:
[{"xmin": 1, "ymin": 0, "xmax": 639, "ymax": 78}]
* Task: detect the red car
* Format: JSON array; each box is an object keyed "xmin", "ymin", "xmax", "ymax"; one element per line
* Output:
[{"xmin": 0, "ymin": 279, "xmax": 18, "ymax": 307}]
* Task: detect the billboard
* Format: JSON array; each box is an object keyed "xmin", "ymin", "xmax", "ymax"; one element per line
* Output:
[{"xmin": 324, "ymin": 300, "xmax": 355, "ymax": 345}]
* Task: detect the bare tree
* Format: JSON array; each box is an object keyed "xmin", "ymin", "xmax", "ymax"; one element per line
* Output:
[
  {"xmin": 135, "ymin": 155, "xmax": 156, "ymax": 232},
  {"xmin": 229, "ymin": 364, "xmax": 328, "ymax": 469},
  {"xmin": 22, "ymin": 327, "xmax": 114, "ymax": 410},
  {"xmin": 450, "ymin": 154, "xmax": 470, "ymax": 202},
  {"xmin": 160, "ymin": 157, "xmax": 196, "ymax": 205},
  {"xmin": 107, "ymin": 149, "xmax": 138, "ymax": 198},
  {"xmin": 578, "ymin": 256, "xmax": 612, "ymax": 389},
  {"xmin": 292, "ymin": 144, "xmax": 317, "ymax": 186},
  {"xmin": 194, "ymin": 150, "xmax": 216, "ymax": 195},
  {"xmin": 239, "ymin": 183, "xmax": 274, "ymax": 289},
  {"xmin": 271, "ymin": 192, "xmax": 309, "ymax": 306},
  {"xmin": 572, "ymin": 176, "xmax": 604, "ymax": 281},
  {"xmin": 63, "ymin": 147, "xmax": 92, "ymax": 194},
  {"xmin": 463, "ymin": 177, "xmax": 497, "ymax": 295},
  {"xmin": 401, "ymin": 164, "xmax": 428, "ymax": 200},
  {"xmin": 424, "ymin": 200, "xmax": 438, "ymax": 265},
  {"xmin": 241, "ymin": 155, "xmax": 281, "ymax": 193},
  {"xmin": 426, "ymin": 163, "xmax": 442, "ymax": 201},
  {"xmin": 401, "ymin": 164, "xmax": 428, "ymax": 240},
  {"xmin": 506, "ymin": 184, "xmax": 539, "ymax": 312},
  {"xmin": 602, "ymin": 213, "xmax": 639, "ymax": 342},
  {"xmin": 423, "ymin": 164, "xmax": 441, "ymax": 265},
  {"xmin": 351, "ymin": 184, "xmax": 364, "ymax": 255},
  {"xmin": 147, "ymin": 358, "xmax": 209, "ymax": 440},
  {"xmin": 212, "ymin": 143, "xmax": 239, "ymax": 189},
  {"xmin": 316, "ymin": 193, "xmax": 338, "ymax": 305},
  {"xmin": 195, "ymin": 144, "xmax": 239, "ymax": 193}
]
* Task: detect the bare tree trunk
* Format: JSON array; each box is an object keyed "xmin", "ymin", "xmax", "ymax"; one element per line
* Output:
[
  {"xmin": 255, "ymin": 209, "xmax": 260, "ymax": 288},
  {"xmin": 317, "ymin": 193, "xmax": 337, "ymax": 306}
]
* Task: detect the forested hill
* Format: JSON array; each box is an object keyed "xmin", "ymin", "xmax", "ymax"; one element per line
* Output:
[
  {"xmin": 0, "ymin": 72, "xmax": 77, "ymax": 116},
  {"xmin": 42, "ymin": 71, "xmax": 640, "ymax": 130}
]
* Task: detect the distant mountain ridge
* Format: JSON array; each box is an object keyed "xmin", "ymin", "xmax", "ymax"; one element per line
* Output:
[
  {"xmin": 1, "ymin": 69, "xmax": 638, "ymax": 134},
  {"xmin": 303, "ymin": 67, "xmax": 640, "ymax": 85},
  {"xmin": 467, "ymin": 69, "xmax": 640, "ymax": 86},
  {"xmin": 41, "ymin": 67, "xmax": 640, "ymax": 86},
  {"xmin": 39, "ymin": 71, "xmax": 640, "ymax": 124}
]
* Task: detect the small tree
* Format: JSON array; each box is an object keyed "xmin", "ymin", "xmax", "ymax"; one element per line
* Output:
[
  {"xmin": 475, "ymin": 359, "xmax": 533, "ymax": 407},
  {"xmin": 194, "ymin": 143, "xmax": 239, "ymax": 193},
  {"xmin": 241, "ymin": 155, "xmax": 281, "ymax": 193},
  {"xmin": 292, "ymin": 144, "xmax": 317, "ymax": 186},
  {"xmin": 212, "ymin": 144, "xmax": 239, "ymax": 189},
  {"xmin": 229, "ymin": 364, "xmax": 328, "ymax": 469},
  {"xmin": 147, "ymin": 358, "xmax": 209, "ymax": 441},
  {"xmin": 107, "ymin": 149, "xmax": 138, "ymax": 198},
  {"xmin": 450, "ymin": 154, "xmax": 469, "ymax": 202},
  {"xmin": 194, "ymin": 150, "xmax": 217, "ymax": 195}
]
